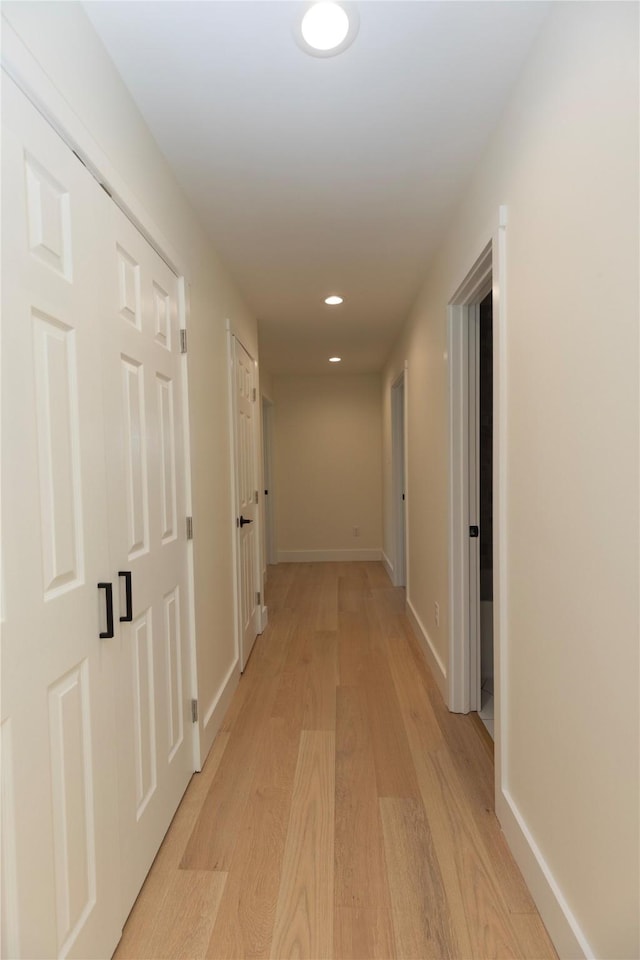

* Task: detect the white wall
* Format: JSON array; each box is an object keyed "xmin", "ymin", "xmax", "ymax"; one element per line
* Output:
[
  {"xmin": 2, "ymin": 1, "xmax": 258, "ymax": 763},
  {"xmin": 383, "ymin": 4, "xmax": 639, "ymax": 958},
  {"xmin": 273, "ymin": 374, "xmax": 382, "ymax": 561}
]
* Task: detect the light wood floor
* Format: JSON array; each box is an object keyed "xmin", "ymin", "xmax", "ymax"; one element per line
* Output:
[{"xmin": 114, "ymin": 562, "xmax": 558, "ymax": 960}]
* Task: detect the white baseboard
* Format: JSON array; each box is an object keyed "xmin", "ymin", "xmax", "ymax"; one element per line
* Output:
[
  {"xmin": 382, "ymin": 551, "xmax": 394, "ymax": 581},
  {"xmin": 198, "ymin": 658, "xmax": 240, "ymax": 769},
  {"xmin": 496, "ymin": 788, "xmax": 592, "ymax": 960},
  {"xmin": 405, "ymin": 597, "xmax": 448, "ymax": 704},
  {"xmin": 260, "ymin": 605, "xmax": 268, "ymax": 633},
  {"xmin": 405, "ymin": 597, "xmax": 591, "ymax": 960},
  {"xmin": 277, "ymin": 548, "xmax": 383, "ymax": 563}
]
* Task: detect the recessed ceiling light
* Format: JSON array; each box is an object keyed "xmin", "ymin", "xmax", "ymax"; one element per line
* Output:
[
  {"xmin": 302, "ymin": 2, "xmax": 349, "ymax": 50},
  {"xmin": 294, "ymin": 2, "xmax": 359, "ymax": 58},
  {"xmin": 329, "ymin": 356, "xmax": 342, "ymax": 363},
  {"xmin": 325, "ymin": 295, "xmax": 343, "ymax": 305}
]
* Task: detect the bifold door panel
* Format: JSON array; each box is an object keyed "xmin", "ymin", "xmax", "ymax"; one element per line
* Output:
[
  {"xmin": 1, "ymin": 77, "xmax": 192, "ymax": 959},
  {"xmin": 104, "ymin": 205, "xmax": 192, "ymax": 919}
]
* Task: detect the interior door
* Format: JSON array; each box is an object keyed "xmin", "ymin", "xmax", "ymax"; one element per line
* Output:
[
  {"xmin": 1, "ymin": 77, "xmax": 122, "ymax": 959},
  {"xmin": 232, "ymin": 338, "xmax": 260, "ymax": 670},
  {"xmin": 103, "ymin": 209, "xmax": 193, "ymax": 917}
]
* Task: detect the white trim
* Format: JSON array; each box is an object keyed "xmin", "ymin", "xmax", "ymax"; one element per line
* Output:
[
  {"xmin": 260, "ymin": 605, "xmax": 269, "ymax": 632},
  {"xmin": 382, "ymin": 551, "xmax": 394, "ymax": 581},
  {"xmin": 447, "ymin": 237, "xmax": 493, "ymax": 717},
  {"xmin": 199, "ymin": 658, "xmax": 240, "ymax": 769},
  {"xmin": 405, "ymin": 599, "xmax": 448, "ymax": 703},
  {"xmin": 497, "ymin": 790, "xmax": 592, "ymax": 959},
  {"xmin": 277, "ymin": 548, "xmax": 382, "ymax": 563},
  {"xmin": 1, "ymin": 22, "xmax": 201, "ymax": 774}
]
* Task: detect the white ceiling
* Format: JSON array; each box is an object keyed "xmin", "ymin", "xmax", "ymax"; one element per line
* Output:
[{"xmin": 85, "ymin": 1, "xmax": 549, "ymax": 375}]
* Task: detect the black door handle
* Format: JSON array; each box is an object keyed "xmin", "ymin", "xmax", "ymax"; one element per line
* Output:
[
  {"xmin": 119, "ymin": 571, "xmax": 133, "ymax": 622},
  {"xmin": 239, "ymin": 515, "xmax": 253, "ymax": 527},
  {"xmin": 98, "ymin": 582, "xmax": 114, "ymax": 638}
]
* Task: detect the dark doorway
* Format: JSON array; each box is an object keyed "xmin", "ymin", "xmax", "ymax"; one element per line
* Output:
[{"xmin": 478, "ymin": 291, "xmax": 494, "ymax": 736}]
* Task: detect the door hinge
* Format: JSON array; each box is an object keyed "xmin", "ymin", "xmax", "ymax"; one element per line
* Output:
[
  {"xmin": 252, "ymin": 387, "xmax": 257, "ymax": 401},
  {"xmin": 256, "ymin": 591, "xmax": 261, "ymax": 605},
  {"xmin": 255, "ymin": 490, "xmax": 259, "ymax": 504},
  {"xmin": 186, "ymin": 516, "xmax": 194, "ymax": 540},
  {"xmin": 469, "ymin": 525, "xmax": 479, "ymax": 538},
  {"xmin": 180, "ymin": 329, "xmax": 187, "ymax": 354},
  {"xmin": 191, "ymin": 699, "xmax": 198, "ymax": 723}
]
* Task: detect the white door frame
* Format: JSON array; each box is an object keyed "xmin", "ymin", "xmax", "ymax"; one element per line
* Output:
[
  {"xmin": 448, "ymin": 209, "xmax": 508, "ymax": 795},
  {"xmin": 226, "ymin": 326, "xmax": 263, "ymax": 671},
  {"xmin": 391, "ymin": 370, "xmax": 408, "ymax": 587},
  {"xmin": 262, "ymin": 396, "xmax": 277, "ymax": 567},
  {"xmin": 1, "ymin": 20, "xmax": 200, "ymax": 766}
]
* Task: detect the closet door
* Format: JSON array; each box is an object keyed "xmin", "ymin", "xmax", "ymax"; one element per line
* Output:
[
  {"xmin": 1, "ymin": 78, "xmax": 122, "ymax": 959},
  {"xmin": 103, "ymin": 209, "xmax": 193, "ymax": 917}
]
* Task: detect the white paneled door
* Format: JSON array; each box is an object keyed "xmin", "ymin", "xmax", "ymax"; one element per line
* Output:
[
  {"xmin": 103, "ymin": 209, "xmax": 192, "ymax": 917},
  {"xmin": 232, "ymin": 338, "xmax": 260, "ymax": 670},
  {"xmin": 1, "ymin": 76, "xmax": 121, "ymax": 960},
  {"xmin": 1, "ymin": 77, "xmax": 193, "ymax": 958}
]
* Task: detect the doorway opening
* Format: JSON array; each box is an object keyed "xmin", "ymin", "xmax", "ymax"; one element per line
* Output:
[
  {"xmin": 391, "ymin": 371, "xmax": 407, "ymax": 587},
  {"xmin": 448, "ymin": 213, "xmax": 507, "ymax": 806},
  {"xmin": 461, "ymin": 276, "xmax": 493, "ymax": 731},
  {"xmin": 477, "ymin": 291, "xmax": 494, "ymax": 736},
  {"xmin": 448, "ymin": 238, "xmax": 501, "ymax": 737}
]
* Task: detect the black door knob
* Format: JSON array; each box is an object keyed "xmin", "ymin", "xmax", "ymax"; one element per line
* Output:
[{"xmin": 239, "ymin": 515, "xmax": 253, "ymax": 527}]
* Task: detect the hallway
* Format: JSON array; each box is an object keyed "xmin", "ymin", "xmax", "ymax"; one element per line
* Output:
[{"xmin": 114, "ymin": 562, "xmax": 556, "ymax": 960}]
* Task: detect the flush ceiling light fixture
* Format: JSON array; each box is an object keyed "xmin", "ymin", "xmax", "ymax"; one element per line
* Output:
[
  {"xmin": 329, "ymin": 356, "xmax": 342, "ymax": 362},
  {"xmin": 325, "ymin": 295, "xmax": 343, "ymax": 305},
  {"xmin": 295, "ymin": 2, "xmax": 359, "ymax": 58}
]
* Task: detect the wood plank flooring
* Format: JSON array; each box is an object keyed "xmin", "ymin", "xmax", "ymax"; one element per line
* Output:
[{"xmin": 113, "ymin": 562, "xmax": 557, "ymax": 960}]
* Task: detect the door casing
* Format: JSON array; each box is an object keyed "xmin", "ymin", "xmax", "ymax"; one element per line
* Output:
[
  {"xmin": 227, "ymin": 326, "xmax": 263, "ymax": 672},
  {"xmin": 447, "ymin": 211, "xmax": 507, "ymax": 807}
]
